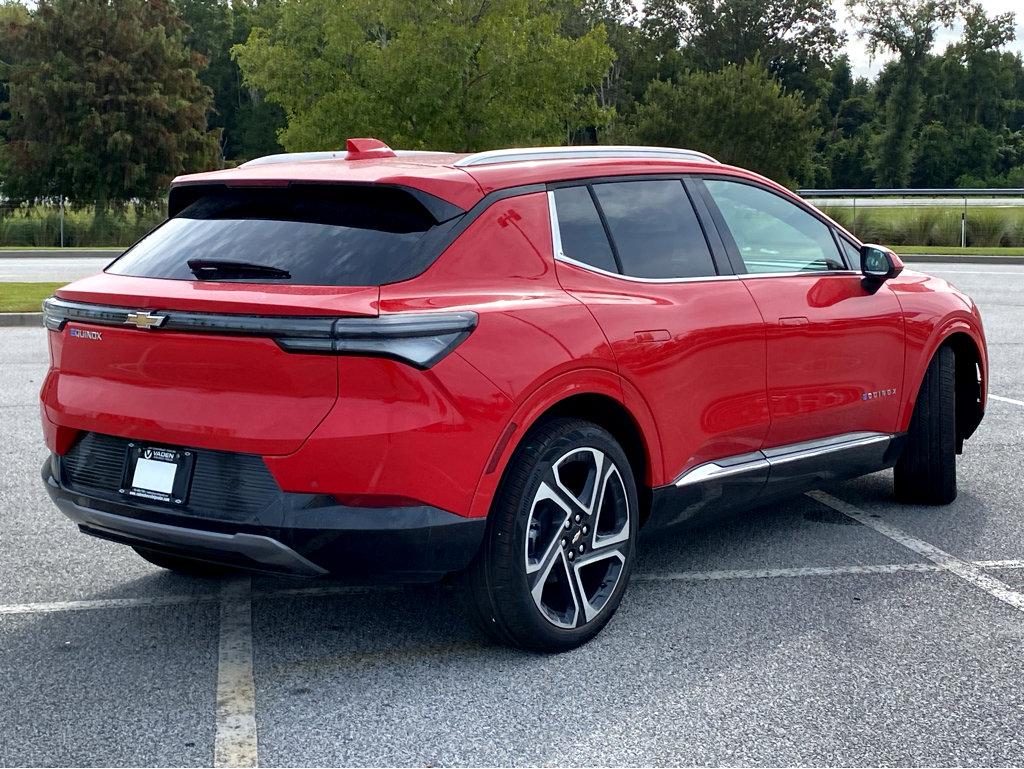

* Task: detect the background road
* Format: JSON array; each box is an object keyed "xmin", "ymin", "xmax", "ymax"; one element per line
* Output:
[
  {"xmin": 0, "ymin": 263, "xmax": 1022, "ymax": 766},
  {"xmin": 0, "ymin": 256, "xmax": 114, "ymax": 282}
]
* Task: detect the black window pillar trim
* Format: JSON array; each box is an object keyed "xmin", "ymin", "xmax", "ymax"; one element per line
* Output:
[{"xmin": 585, "ymin": 185, "xmax": 626, "ymax": 275}]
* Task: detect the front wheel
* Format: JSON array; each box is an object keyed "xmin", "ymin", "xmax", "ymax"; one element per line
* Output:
[
  {"xmin": 466, "ymin": 418, "xmax": 639, "ymax": 652},
  {"xmin": 894, "ymin": 345, "xmax": 957, "ymax": 504}
]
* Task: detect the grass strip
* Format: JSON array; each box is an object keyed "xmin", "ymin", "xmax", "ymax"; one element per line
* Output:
[{"xmin": 0, "ymin": 281, "xmax": 65, "ymax": 312}]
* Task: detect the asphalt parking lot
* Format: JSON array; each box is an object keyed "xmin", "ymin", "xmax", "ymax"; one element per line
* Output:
[{"xmin": 1, "ymin": 263, "xmax": 1022, "ymax": 767}]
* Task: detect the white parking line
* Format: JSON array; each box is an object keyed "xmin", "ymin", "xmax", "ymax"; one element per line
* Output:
[
  {"xmin": 808, "ymin": 491, "xmax": 1024, "ymax": 613},
  {"xmin": 213, "ymin": 577, "xmax": 259, "ymax": 769},
  {"xmin": 990, "ymin": 394, "xmax": 1024, "ymax": 407},
  {"xmin": 4, "ymin": 560, "xmax": 1024, "ymax": 617},
  {"xmin": 635, "ymin": 562, "xmax": 942, "ymax": 581},
  {"xmin": 0, "ymin": 592, "xmax": 221, "ymax": 616}
]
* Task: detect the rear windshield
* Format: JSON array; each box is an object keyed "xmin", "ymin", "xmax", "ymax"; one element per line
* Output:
[{"xmin": 106, "ymin": 185, "xmax": 460, "ymax": 286}]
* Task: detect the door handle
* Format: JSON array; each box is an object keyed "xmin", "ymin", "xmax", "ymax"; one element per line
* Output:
[
  {"xmin": 634, "ymin": 329, "xmax": 671, "ymax": 343},
  {"xmin": 779, "ymin": 316, "xmax": 809, "ymax": 327}
]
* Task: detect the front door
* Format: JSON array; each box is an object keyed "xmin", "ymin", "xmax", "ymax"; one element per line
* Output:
[{"xmin": 699, "ymin": 177, "xmax": 905, "ymax": 449}]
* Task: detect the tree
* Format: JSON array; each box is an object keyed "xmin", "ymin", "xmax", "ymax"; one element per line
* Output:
[
  {"xmin": 1, "ymin": 0, "xmax": 219, "ymax": 207},
  {"xmin": 557, "ymin": 0, "xmax": 669, "ymax": 120},
  {"xmin": 608, "ymin": 60, "xmax": 820, "ymax": 186},
  {"xmin": 233, "ymin": 0, "xmax": 615, "ymax": 152},
  {"xmin": 645, "ymin": 0, "xmax": 843, "ymax": 99},
  {"xmin": 173, "ymin": 0, "xmax": 286, "ymax": 161},
  {"xmin": 846, "ymin": 0, "xmax": 963, "ymax": 186},
  {"xmin": 911, "ymin": 122, "xmax": 955, "ymax": 185},
  {"xmin": 0, "ymin": 1, "xmax": 29, "ymax": 180}
]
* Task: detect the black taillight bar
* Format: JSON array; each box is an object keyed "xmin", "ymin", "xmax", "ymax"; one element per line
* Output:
[{"xmin": 42, "ymin": 297, "xmax": 477, "ymax": 369}]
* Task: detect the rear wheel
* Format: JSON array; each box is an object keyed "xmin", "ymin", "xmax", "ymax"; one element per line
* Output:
[
  {"xmin": 466, "ymin": 418, "xmax": 639, "ymax": 652},
  {"xmin": 894, "ymin": 345, "xmax": 957, "ymax": 504},
  {"xmin": 133, "ymin": 547, "xmax": 236, "ymax": 577}
]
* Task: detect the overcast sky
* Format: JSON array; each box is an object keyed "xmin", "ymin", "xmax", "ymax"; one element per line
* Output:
[{"xmin": 837, "ymin": 0, "xmax": 1024, "ymax": 77}]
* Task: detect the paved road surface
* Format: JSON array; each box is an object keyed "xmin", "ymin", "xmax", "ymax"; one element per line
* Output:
[
  {"xmin": 0, "ymin": 256, "xmax": 113, "ymax": 282},
  {"xmin": 0, "ymin": 263, "xmax": 1022, "ymax": 766}
]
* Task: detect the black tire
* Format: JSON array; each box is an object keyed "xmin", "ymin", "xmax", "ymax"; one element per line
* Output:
[
  {"xmin": 465, "ymin": 418, "xmax": 639, "ymax": 652},
  {"xmin": 133, "ymin": 547, "xmax": 236, "ymax": 577},
  {"xmin": 894, "ymin": 345, "xmax": 957, "ymax": 504}
]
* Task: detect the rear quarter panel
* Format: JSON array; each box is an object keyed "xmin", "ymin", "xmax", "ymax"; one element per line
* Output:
[{"xmin": 376, "ymin": 191, "xmax": 633, "ymax": 517}]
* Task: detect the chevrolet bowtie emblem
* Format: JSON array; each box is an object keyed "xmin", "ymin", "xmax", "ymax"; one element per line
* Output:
[{"xmin": 124, "ymin": 311, "xmax": 166, "ymax": 330}]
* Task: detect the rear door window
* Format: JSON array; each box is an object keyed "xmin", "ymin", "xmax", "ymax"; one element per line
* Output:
[
  {"xmin": 106, "ymin": 185, "xmax": 459, "ymax": 286},
  {"xmin": 590, "ymin": 180, "xmax": 717, "ymax": 279}
]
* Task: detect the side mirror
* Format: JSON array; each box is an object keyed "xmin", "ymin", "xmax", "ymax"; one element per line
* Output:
[{"xmin": 860, "ymin": 244, "xmax": 904, "ymax": 282}]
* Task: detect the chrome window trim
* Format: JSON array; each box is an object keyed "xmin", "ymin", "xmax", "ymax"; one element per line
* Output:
[
  {"xmin": 739, "ymin": 269, "xmax": 861, "ymax": 279},
  {"xmin": 547, "ymin": 190, "xmax": 738, "ymax": 285},
  {"xmin": 456, "ymin": 145, "xmax": 719, "ymax": 167},
  {"xmin": 673, "ymin": 431, "xmax": 893, "ymax": 487}
]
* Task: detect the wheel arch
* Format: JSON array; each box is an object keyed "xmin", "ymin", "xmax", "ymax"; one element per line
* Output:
[
  {"xmin": 466, "ymin": 369, "xmax": 664, "ymax": 525},
  {"xmin": 942, "ymin": 331, "xmax": 985, "ymax": 450},
  {"xmin": 901, "ymin": 324, "xmax": 986, "ymax": 451},
  {"xmin": 531, "ymin": 393, "xmax": 655, "ymax": 527}
]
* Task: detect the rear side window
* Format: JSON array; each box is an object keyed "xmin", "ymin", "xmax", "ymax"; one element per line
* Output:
[
  {"xmin": 552, "ymin": 186, "xmax": 618, "ymax": 273},
  {"xmin": 591, "ymin": 180, "xmax": 716, "ymax": 279},
  {"xmin": 704, "ymin": 179, "xmax": 845, "ymax": 274},
  {"xmin": 107, "ymin": 185, "xmax": 459, "ymax": 286}
]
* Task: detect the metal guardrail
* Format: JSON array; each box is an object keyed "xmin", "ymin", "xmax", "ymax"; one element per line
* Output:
[
  {"xmin": 797, "ymin": 188, "xmax": 1024, "ymax": 248},
  {"xmin": 799, "ymin": 188, "xmax": 1024, "ymax": 197}
]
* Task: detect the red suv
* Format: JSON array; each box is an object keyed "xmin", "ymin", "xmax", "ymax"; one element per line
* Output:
[{"xmin": 40, "ymin": 140, "xmax": 987, "ymax": 651}]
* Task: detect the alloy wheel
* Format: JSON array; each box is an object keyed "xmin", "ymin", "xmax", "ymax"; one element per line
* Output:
[{"xmin": 524, "ymin": 447, "xmax": 631, "ymax": 629}]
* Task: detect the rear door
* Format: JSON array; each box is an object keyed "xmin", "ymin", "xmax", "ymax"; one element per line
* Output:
[
  {"xmin": 697, "ymin": 177, "xmax": 904, "ymax": 449},
  {"xmin": 550, "ymin": 177, "xmax": 770, "ymax": 488}
]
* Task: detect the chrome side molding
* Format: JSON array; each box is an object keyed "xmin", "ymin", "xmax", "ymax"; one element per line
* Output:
[{"xmin": 675, "ymin": 432, "xmax": 894, "ymax": 488}]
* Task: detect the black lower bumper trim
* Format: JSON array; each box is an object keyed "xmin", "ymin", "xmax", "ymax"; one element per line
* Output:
[
  {"xmin": 68, "ymin": 503, "xmax": 328, "ymax": 576},
  {"xmin": 43, "ymin": 459, "xmax": 486, "ymax": 579}
]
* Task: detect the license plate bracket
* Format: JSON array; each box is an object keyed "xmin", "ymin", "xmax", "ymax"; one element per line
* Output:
[{"xmin": 121, "ymin": 443, "xmax": 195, "ymax": 506}]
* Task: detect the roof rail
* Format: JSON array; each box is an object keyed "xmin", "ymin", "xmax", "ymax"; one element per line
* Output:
[
  {"xmin": 240, "ymin": 151, "xmax": 345, "ymax": 167},
  {"xmin": 453, "ymin": 145, "xmax": 719, "ymax": 167},
  {"xmin": 240, "ymin": 144, "xmax": 434, "ymax": 168}
]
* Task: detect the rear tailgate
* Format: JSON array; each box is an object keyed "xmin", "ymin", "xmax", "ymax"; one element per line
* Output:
[
  {"xmin": 42, "ymin": 275, "xmax": 379, "ymax": 456},
  {"xmin": 40, "ymin": 182, "xmax": 463, "ymax": 456}
]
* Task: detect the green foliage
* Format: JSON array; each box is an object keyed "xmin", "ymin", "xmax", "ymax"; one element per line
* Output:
[
  {"xmin": 846, "ymin": 0, "xmax": 972, "ymax": 186},
  {"xmin": 0, "ymin": 0, "xmax": 220, "ymax": 207},
  {"xmin": 822, "ymin": 204, "xmax": 1024, "ymax": 247},
  {"xmin": 0, "ymin": 203, "xmax": 164, "ymax": 246},
  {"xmin": 651, "ymin": 0, "xmax": 843, "ymax": 100},
  {"xmin": 608, "ymin": 60, "xmax": 819, "ymax": 187},
  {"xmin": 173, "ymin": 0, "xmax": 286, "ymax": 160},
  {"xmin": 0, "ymin": 0, "xmax": 1023, "ymax": 206},
  {"xmin": 232, "ymin": 0, "xmax": 615, "ymax": 152}
]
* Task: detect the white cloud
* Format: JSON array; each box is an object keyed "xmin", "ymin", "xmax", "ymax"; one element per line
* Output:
[{"xmin": 838, "ymin": 0, "xmax": 1024, "ymax": 78}]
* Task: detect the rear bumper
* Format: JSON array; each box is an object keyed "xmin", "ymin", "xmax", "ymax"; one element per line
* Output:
[{"xmin": 43, "ymin": 459, "xmax": 485, "ymax": 579}]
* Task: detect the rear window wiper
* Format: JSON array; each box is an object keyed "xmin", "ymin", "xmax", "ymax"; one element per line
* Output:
[{"xmin": 187, "ymin": 258, "xmax": 291, "ymax": 280}]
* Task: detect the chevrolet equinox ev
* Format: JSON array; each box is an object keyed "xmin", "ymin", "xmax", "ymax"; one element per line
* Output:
[{"xmin": 40, "ymin": 140, "xmax": 988, "ymax": 651}]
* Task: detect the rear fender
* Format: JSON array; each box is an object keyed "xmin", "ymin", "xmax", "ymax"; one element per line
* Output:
[{"xmin": 466, "ymin": 368, "xmax": 663, "ymax": 520}]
